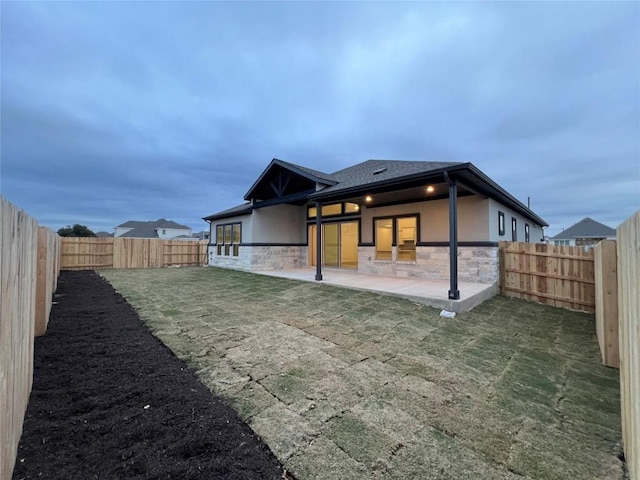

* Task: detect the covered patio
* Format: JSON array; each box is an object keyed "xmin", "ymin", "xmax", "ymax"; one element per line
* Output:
[{"xmin": 257, "ymin": 267, "xmax": 497, "ymax": 313}]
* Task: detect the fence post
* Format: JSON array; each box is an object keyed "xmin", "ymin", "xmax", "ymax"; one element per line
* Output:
[
  {"xmin": 594, "ymin": 240, "xmax": 619, "ymax": 367},
  {"xmin": 617, "ymin": 211, "xmax": 639, "ymax": 480},
  {"xmin": 498, "ymin": 242, "xmax": 505, "ymax": 294}
]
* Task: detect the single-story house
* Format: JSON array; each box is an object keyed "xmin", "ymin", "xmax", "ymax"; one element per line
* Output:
[
  {"xmin": 203, "ymin": 158, "xmax": 547, "ymax": 299},
  {"xmin": 551, "ymin": 217, "xmax": 616, "ymax": 246},
  {"xmin": 115, "ymin": 219, "xmax": 193, "ymax": 239}
]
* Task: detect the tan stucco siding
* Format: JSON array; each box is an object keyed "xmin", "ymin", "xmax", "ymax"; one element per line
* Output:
[
  {"xmin": 488, "ymin": 198, "xmax": 544, "ymax": 243},
  {"xmin": 251, "ymin": 204, "xmax": 306, "ymax": 243},
  {"xmin": 359, "ymin": 196, "xmax": 490, "ymax": 243}
]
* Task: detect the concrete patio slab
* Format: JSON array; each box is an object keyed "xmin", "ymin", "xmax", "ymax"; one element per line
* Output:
[{"xmin": 257, "ymin": 268, "xmax": 497, "ymax": 313}]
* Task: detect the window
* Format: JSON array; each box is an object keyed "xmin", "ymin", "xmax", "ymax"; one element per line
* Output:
[
  {"xmin": 375, "ymin": 215, "xmax": 418, "ymax": 261},
  {"xmin": 525, "ymin": 224, "xmax": 530, "ymax": 243},
  {"xmin": 397, "ymin": 217, "xmax": 417, "ymax": 261},
  {"xmin": 224, "ymin": 225, "xmax": 232, "ymax": 255},
  {"xmin": 344, "ymin": 203, "xmax": 360, "ymax": 214},
  {"xmin": 216, "ymin": 226, "xmax": 223, "ymax": 255},
  {"xmin": 232, "ymin": 224, "xmax": 240, "ymax": 256},
  {"xmin": 215, "ymin": 222, "xmax": 241, "ymax": 256},
  {"xmin": 322, "ymin": 204, "xmax": 342, "ymax": 216},
  {"xmin": 308, "ymin": 202, "xmax": 361, "ymax": 218},
  {"xmin": 375, "ymin": 218, "xmax": 393, "ymax": 260},
  {"xmin": 511, "ymin": 217, "xmax": 517, "ymax": 241},
  {"xmin": 498, "ymin": 212, "xmax": 505, "ymax": 236}
]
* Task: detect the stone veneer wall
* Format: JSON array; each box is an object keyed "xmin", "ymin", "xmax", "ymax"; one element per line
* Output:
[
  {"xmin": 207, "ymin": 245, "xmax": 307, "ymax": 271},
  {"xmin": 358, "ymin": 246, "xmax": 498, "ymax": 284}
]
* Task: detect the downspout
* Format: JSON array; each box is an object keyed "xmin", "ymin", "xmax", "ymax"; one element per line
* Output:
[
  {"xmin": 444, "ymin": 172, "xmax": 460, "ymax": 300},
  {"xmin": 315, "ymin": 202, "xmax": 323, "ymax": 281}
]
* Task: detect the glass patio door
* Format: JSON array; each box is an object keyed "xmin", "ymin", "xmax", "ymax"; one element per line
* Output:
[
  {"xmin": 309, "ymin": 222, "xmax": 358, "ymax": 269},
  {"xmin": 323, "ymin": 224, "xmax": 339, "ymax": 267}
]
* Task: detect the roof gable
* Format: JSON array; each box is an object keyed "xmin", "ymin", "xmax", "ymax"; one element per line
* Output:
[
  {"xmin": 244, "ymin": 158, "xmax": 336, "ymax": 202},
  {"xmin": 551, "ymin": 217, "xmax": 616, "ymax": 239}
]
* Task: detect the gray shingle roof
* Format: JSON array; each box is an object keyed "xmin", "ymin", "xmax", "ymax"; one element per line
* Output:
[
  {"xmin": 275, "ymin": 159, "xmax": 337, "ymax": 185},
  {"xmin": 115, "ymin": 218, "xmax": 191, "ymax": 238},
  {"xmin": 116, "ymin": 218, "xmax": 190, "ymax": 229},
  {"xmin": 318, "ymin": 159, "xmax": 463, "ymax": 195},
  {"xmin": 203, "ymin": 203, "xmax": 253, "ymax": 221},
  {"xmin": 551, "ymin": 217, "xmax": 616, "ymax": 240},
  {"xmin": 203, "ymin": 158, "xmax": 547, "ymax": 227}
]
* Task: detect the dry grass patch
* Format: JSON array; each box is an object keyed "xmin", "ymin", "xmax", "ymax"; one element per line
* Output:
[{"xmin": 103, "ymin": 267, "xmax": 624, "ymax": 480}]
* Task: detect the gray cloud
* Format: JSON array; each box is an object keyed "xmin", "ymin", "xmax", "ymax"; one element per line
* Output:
[{"xmin": 1, "ymin": 1, "xmax": 638, "ymax": 236}]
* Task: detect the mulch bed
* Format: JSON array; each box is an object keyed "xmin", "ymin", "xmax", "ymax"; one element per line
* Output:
[{"xmin": 13, "ymin": 270, "xmax": 287, "ymax": 480}]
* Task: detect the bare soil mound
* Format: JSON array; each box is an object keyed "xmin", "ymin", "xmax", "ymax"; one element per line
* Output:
[{"xmin": 12, "ymin": 270, "xmax": 286, "ymax": 480}]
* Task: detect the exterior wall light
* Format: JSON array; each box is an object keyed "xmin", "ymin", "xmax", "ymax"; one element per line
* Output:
[
  {"xmin": 426, "ymin": 186, "xmax": 435, "ymax": 193},
  {"xmin": 365, "ymin": 195, "xmax": 372, "ymax": 202}
]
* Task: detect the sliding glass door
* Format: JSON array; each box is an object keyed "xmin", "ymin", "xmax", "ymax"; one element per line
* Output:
[{"xmin": 309, "ymin": 221, "xmax": 358, "ymax": 269}]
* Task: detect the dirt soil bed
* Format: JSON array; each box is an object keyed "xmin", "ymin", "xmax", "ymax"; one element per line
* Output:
[{"xmin": 12, "ymin": 270, "xmax": 286, "ymax": 480}]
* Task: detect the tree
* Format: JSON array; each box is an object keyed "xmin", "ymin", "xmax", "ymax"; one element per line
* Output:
[{"xmin": 57, "ymin": 224, "xmax": 97, "ymax": 237}]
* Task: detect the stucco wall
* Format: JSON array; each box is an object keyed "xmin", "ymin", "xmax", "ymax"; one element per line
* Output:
[
  {"xmin": 156, "ymin": 228, "xmax": 192, "ymax": 239},
  {"xmin": 488, "ymin": 198, "xmax": 544, "ymax": 243},
  {"xmin": 251, "ymin": 204, "xmax": 306, "ymax": 243},
  {"xmin": 359, "ymin": 195, "xmax": 490, "ymax": 243}
]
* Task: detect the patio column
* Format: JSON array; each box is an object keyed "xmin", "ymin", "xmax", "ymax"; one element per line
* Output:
[
  {"xmin": 315, "ymin": 202, "xmax": 322, "ymax": 281},
  {"xmin": 445, "ymin": 173, "xmax": 460, "ymax": 300}
]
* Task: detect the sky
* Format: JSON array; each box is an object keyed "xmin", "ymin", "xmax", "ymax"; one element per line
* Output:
[{"xmin": 1, "ymin": 2, "xmax": 638, "ymax": 237}]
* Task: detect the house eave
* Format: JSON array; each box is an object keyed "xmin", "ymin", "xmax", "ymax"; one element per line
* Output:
[
  {"xmin": 202, "ymin": 207, "xmax": 253, "ymax": 222},
  {"xmin": 308, "ymin": 162, "xmax": 548, "ymax": 228}
]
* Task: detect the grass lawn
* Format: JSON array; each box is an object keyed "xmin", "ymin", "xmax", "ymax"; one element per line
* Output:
[{"xmin": 103, "ymin": 266, "xmax": 624, "ymax": 480}]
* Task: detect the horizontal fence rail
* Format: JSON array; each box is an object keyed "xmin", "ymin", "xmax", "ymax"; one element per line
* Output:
[
  {"xmin": 61, "ymin": 237, "xmax": 208, "ymax": 270},
  {"xmin": 499, "ymin": 241, "xmax": 595, "ymax": 313}
]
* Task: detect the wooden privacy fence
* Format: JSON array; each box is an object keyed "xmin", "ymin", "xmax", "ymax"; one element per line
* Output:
[
  {"xmin": 617, "ymin": 211, "xmax": 639, "ymax": 480},
  {"xmin": 61, "ymin": 237, "xmax": 208, "ymax": 270},
  {"xmin": 594, "ymin": 240, "xmax": 618, "ymax": 368},
  {"xmin": 499, "ymin": 241, "xmax": 595, "ymax": 313},
  {"xmin": 0, "ymin": 197, "xmax": 60, "ymax": 480}
]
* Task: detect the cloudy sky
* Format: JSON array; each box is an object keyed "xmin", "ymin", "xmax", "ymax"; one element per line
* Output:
[{"xmin": 2, "ymin": 2, "xmax": 638, "ymax": 236}]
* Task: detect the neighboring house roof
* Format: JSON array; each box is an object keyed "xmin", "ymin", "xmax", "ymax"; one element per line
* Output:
[
  {"xmin": 204, "ymin": 159, "xmax": 548, "ymax": 227},
  {"xmin": 550, "ymin": 217, "xmax": 616, "ymax": 240},
  {"xmin": 115, "ymin": 218, "xmax": 191, "ymax": 238},
  {"xmin": 116, "ymin": 218, "xmax": 190, "ymax": 230},
  {"xmin": 95, "ymin": 231, "xmax": 113, "ymax": 238}
]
